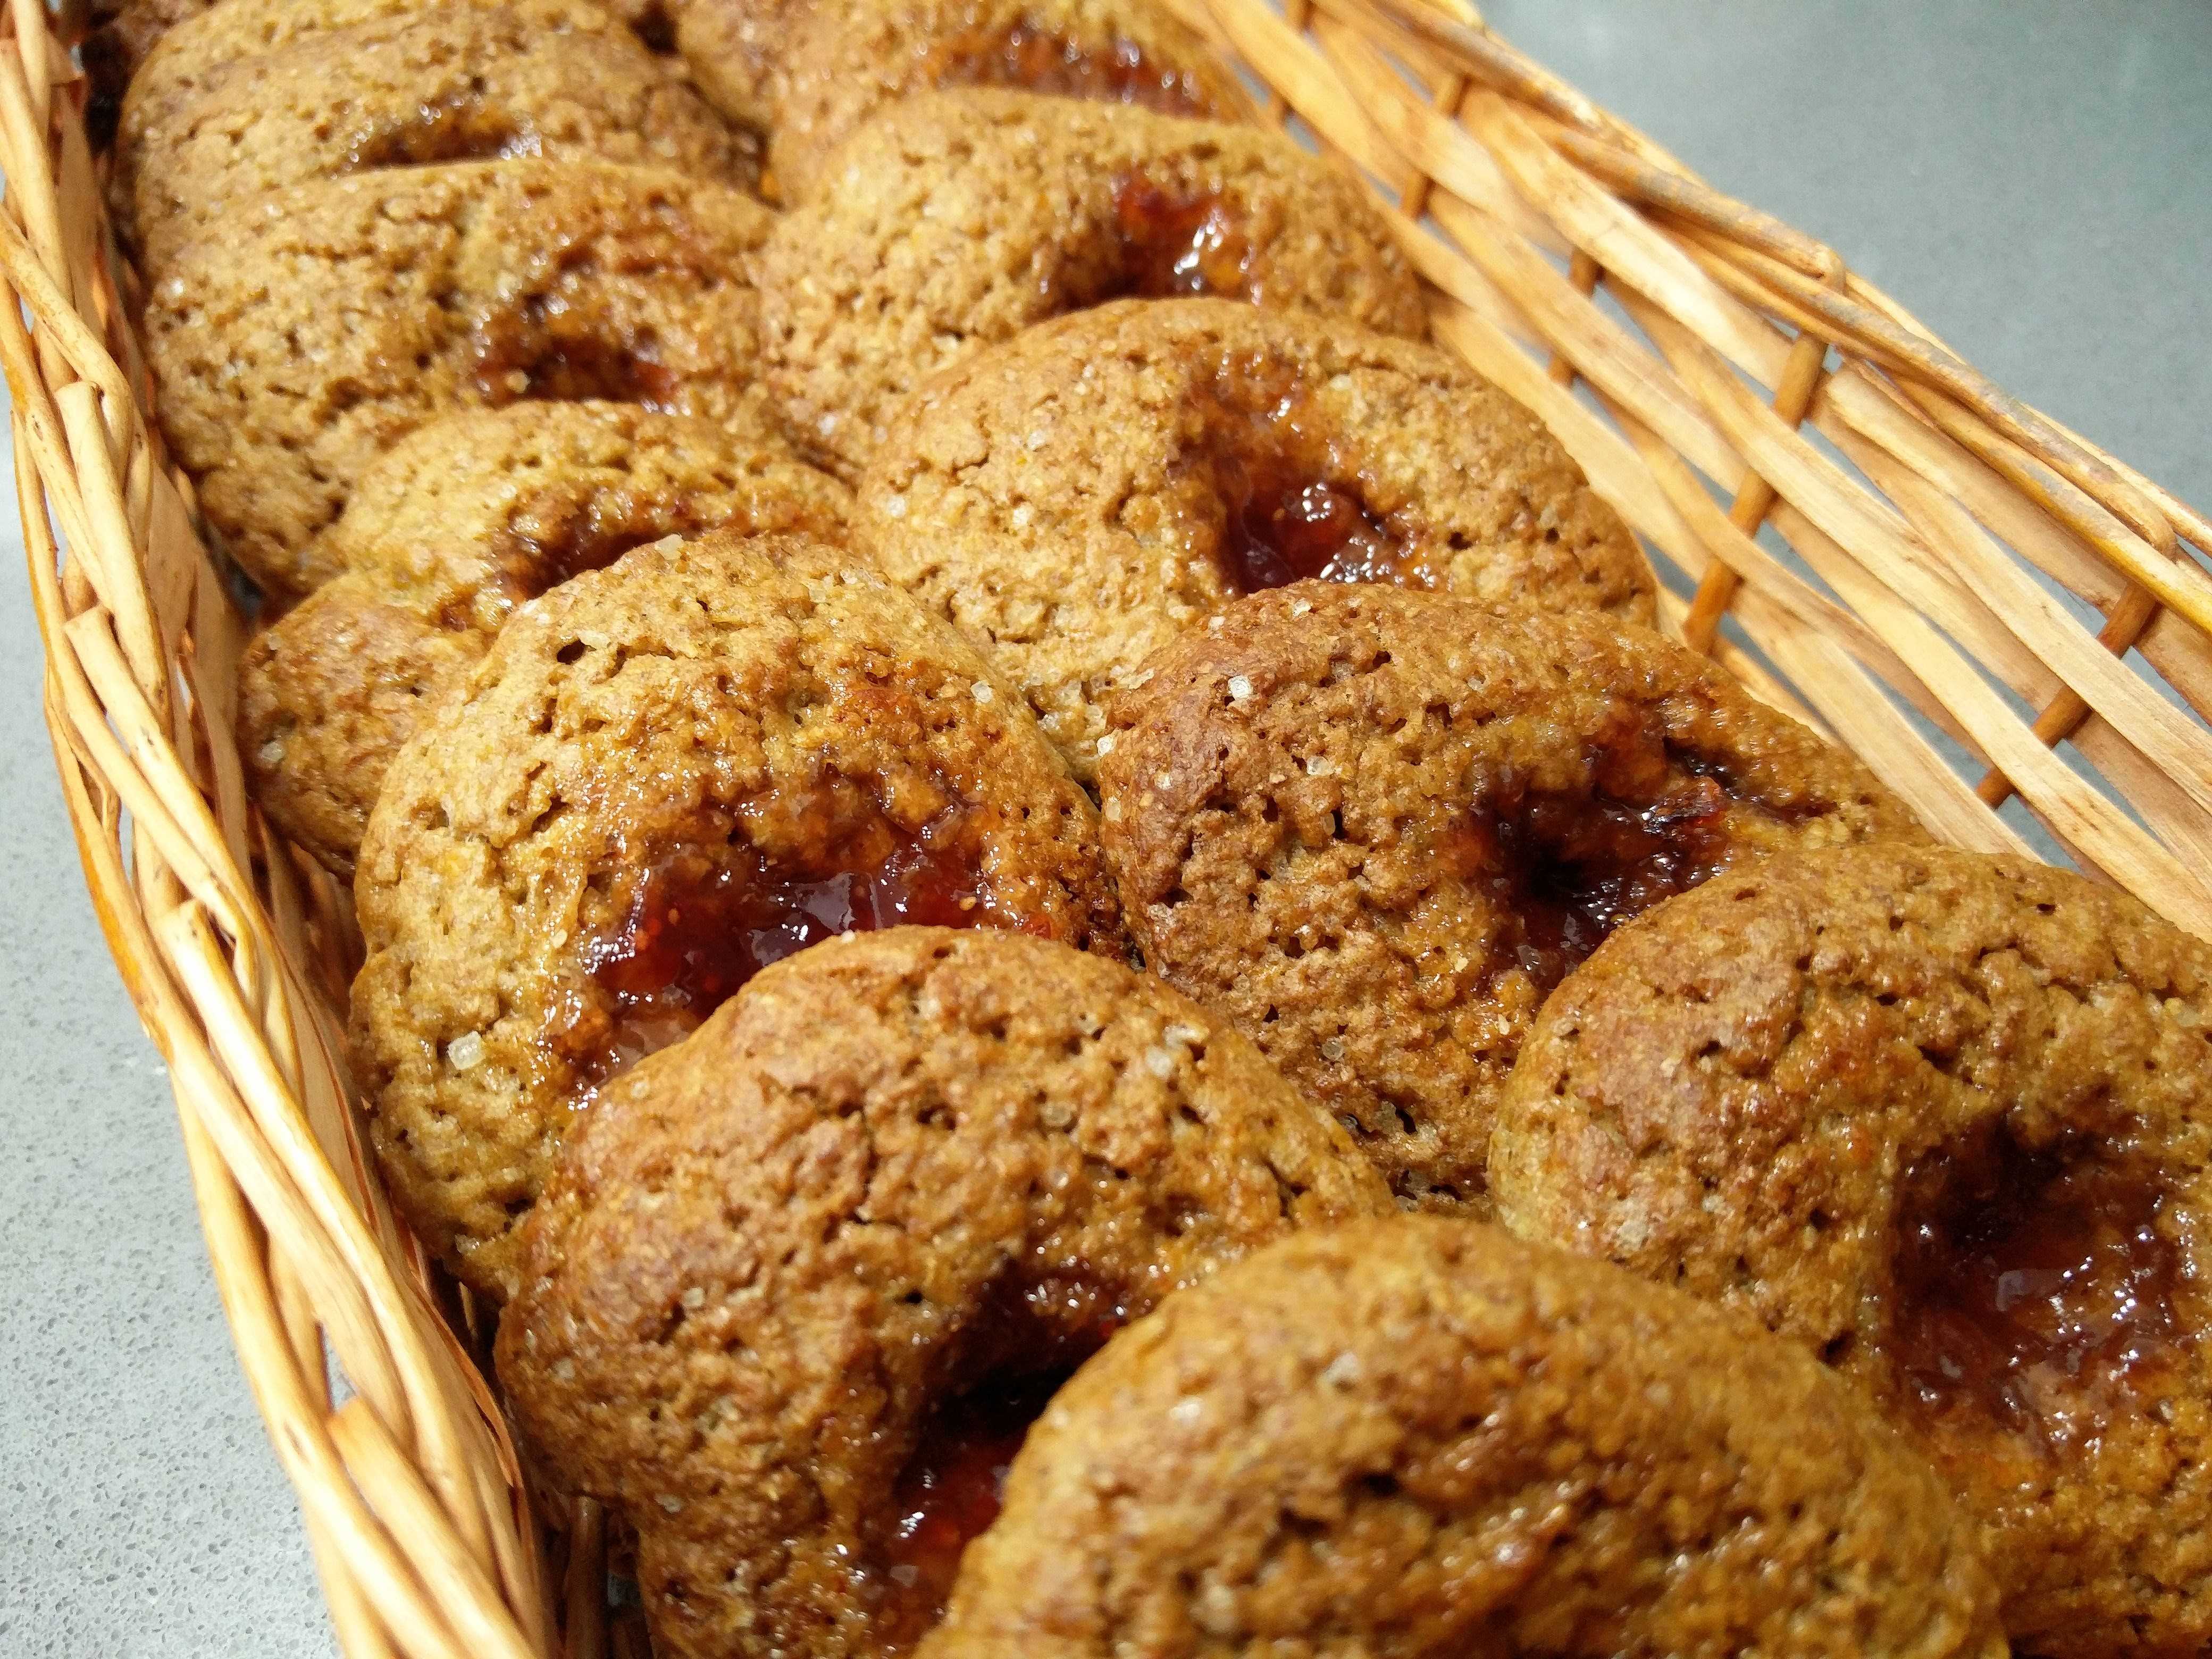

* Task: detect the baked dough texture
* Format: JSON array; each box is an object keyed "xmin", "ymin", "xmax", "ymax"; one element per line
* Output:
[
  {"xmin": 115, "ymin": 6, "xmax": 753, "ymax": 262},
  {"xmin": 1493, "ymin": 842, "xmax": 2212, "ymax": 1657},
  {"xmin": 143, "ymin": 160, "xmax": 774, "ymax": 597},
  {"xmin": 1099, "ymin": 583, "xmax": 1930, "ymax": 1218},
  {"xmin": 924, "ymin": 1216, "xmax": 2008, "ymax": 1659},
  {"xmin": 757, "ymin": 89, "xmax": 1426, "ymax": 480},
  {"xmin": 351, "ymin": 532, "xmax": 1124, "ymax": 1298},
  {"xmin": 496, "ymin": 926, "xmax": 1392, "ymax": 1658},
  {"xmin": 238, "ymin": 403, "xmax": 850, "ymax": 875},
  {"xmin": 860, "ymin": 298, "xmax": 1655, "ymax": 780}
]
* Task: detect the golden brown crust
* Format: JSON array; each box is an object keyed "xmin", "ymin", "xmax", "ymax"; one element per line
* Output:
[
  {"xmin": 761, "ymin": 0, "xmax": 1252, "ymax": 202},
  {"xmin": 107, "ymin": 0, "xmax": 633, "ymax": 140},
  {"xmin": 756, "ymin": 89, "xmax": 1427, "ymax": 480},
  {"xmin": 926, "ymin": 1217, "xmax": 2007, "ymax": 1659},
  {"xmin": 114, "ymin": 7, "xmax": 755, "ymax": 263},
  {"xmin": 350, "ymin": 532, "xmax": 1126, "ymax": 1298},
  {"xmin": 1492, "ymin": 843, "xmax": 2212, "ymax": 1657},
  {"xmin": 496, "ymin": 926, "xmax": 1392, "ymax": 1659},
  {"xmin": 1097, "ymin": 584, "xmax": 1930, "ymax": 1218},
  {"xmin": 238, "ymin": 404, "xmax": 850, "ymax": 876},
  {"xmin": 861, "ymin": 299, "xmax": 1656, "ymax": 780},
  {"xmin": 143, "ymin": 161, "xmax": 773, "ymax": 598}
]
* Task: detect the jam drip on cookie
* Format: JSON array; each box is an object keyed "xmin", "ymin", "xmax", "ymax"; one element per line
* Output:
[
  {"xmin": 929, "ymin": 21, "xmax": 1216, "ymax": 116},
  {"xmin": 1893, "ymin": 1129, "xmax": 2183, "ymax": 1449},
  {"xmin": 878, "ymin": 1280, "xmax": 1123, "ymax": 1645},
  {"xmin": 573, "ymin": 794, "xmax": 1011, "ymax": 1083},
  {"xmin": 473, "ymin": 294, "xmax": 682, "ymax": 411}
]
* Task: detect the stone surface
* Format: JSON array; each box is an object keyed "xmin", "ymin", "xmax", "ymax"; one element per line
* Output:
[{"xmin": 4, "ymin": 2, "xmax": 2205, "ymax": 1650}]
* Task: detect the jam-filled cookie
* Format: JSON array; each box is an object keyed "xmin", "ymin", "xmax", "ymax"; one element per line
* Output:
[
  {"xmin": 496, "ymin": 926, "xmax": 1392, "ymax": 1659},
  {"xmin": 757, "ymin": 89, "xmax": 1426, "ymax": 480},
  {"xmin": 238, "ymin": 404, "xmax": 850, "ymax": 877},
  {"xmin": 1492, "ymin": 843, "xmax": 2212, "ymax": 1657},
  {"xmin": 143, "ymin": 160, "xmax": 773, "ymax": 598},
  {"xmin": 861, "ymin": 298, "xmax": 1655, "ymax": 780},
  {"xmin": 96, "ymin": 0, "xmax": 632, "ymax": 141},
  {"xmin": 350, "ymin": 532, "xmax": 1125, "ymax": 1297},
  {"xmin": 1097, "ymin": 584, "xmax": 1930, "ymax": 1217},
  {"xmin": 758, "ymin": 0, "xmax": 1251, "ymax": 201},
  {"xmin": 114, "ymin": 7, "xmax": 754, "ymax": 263},
  {"xmin": 925, "ymin": 1217, "xmax": 2007, "ymax": 1658}
]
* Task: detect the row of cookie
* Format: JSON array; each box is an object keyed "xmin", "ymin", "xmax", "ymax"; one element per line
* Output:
[
  {"xmin": 328, "ymin": 515, "xmax": 2006, "ymax": 1654},
  {"xmin": 94, "ymin": 0, "xmax": 1246, "ymax": 203},
  {"xmin": 140, "ymin": 83, "xmax": 1416, "ymax": 596},
  {"xmin": 489, "ymin": 921, "xmax": 2010, "ymax": 1659},
  {"xmin": 239, "ymin": 299, "xmax": 1648, "ymax": 875}
]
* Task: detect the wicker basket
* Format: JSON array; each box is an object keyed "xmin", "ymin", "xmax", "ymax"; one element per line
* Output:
[{"xmin": 7, "ymin": 0, "xmax": 2211, "ymax": 1652}]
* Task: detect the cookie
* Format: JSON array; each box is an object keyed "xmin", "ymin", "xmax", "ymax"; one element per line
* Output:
[
  {"xmin": 495, "ymin": 926, "xmax": 1393, "ymax": 1659},
  {"xmin": 757, "ymin": 89, "xmax": 1427, "ymax": 480},
  {"xmin": 861, "ymin": 298, "xmax": 1655, "ymax": 780},
  {"xmin": 114, "ymin": 7, "xmax": 755, "ymax": 262},
  {"xmin": 924, "ymin": 1216, "xmax": 2006, "ymax": 1658},
  {"xmin": 1097, "ymin": 584, "xmax": 1931, "ymax": 1218},
  {"xmin": 1491, "ymin": 843, "xmax": 2212, "ymax": 1657},
  {"xmin": 143, "ymin": 160, "xmax": 773, "ymax": 598},
  {"xmin": 350, "ymin": 532, "xmax": 1125, "ymax": 1297},
  {"xmin": 99, "ymin": 0, "xmax": 633, "ymax": 141},
  {"xmin": 238, "ymin": 404, "xmax": 850, "ymax": 876},
  {"xmin": 761, "ymin": 0, "xmax": 1251, "ymax": 202}
]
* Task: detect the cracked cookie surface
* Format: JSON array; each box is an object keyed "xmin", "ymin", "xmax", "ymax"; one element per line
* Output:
[
  {"xmin": 861, "ymin": 299, "xmax": 1654, "ymax": 780},
  {"xmin": 1493, "ymin": 843, "xmax": 2212, "ymax": 1657},
  {"xmin": 496, "ymin": 925, "xmax": 1390, "ymax": 1659},
  {"xmin": 757, "ymin": 89, "xmax": 1425, "ymax": 480},
  {"xmin": 1098, "ymin": 584, "xmax": 1930, "ymax": 1218},
  {"xmin": 350, "ymin": 532, "xmax": 1124, "ymax": 1298}
]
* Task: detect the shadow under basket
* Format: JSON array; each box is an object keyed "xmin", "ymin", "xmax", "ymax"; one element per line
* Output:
[{"xmin": 6, "ymin": 0, "xmax": 2212, "ymax": 1654}]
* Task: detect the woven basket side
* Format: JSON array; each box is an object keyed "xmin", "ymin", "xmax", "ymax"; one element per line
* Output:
[{"xmin": 4, "ymin": 0, "xmax": 2210, "ymax": 1656}]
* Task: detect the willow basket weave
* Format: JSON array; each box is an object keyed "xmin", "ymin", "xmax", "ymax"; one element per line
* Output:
[{"xmin": 7, "ymin": 0, "xmax": 2212, "ymax": 1652}]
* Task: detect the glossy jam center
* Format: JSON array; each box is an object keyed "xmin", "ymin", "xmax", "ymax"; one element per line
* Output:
[
  {"xmin": 931, "ymin": 20, "xmax": 1214, "ymax": 114},
  {"xmin": 1448, "ymin": 772, "xmax": 1730, "ymax": 993},
  {"xmin": 472, "ymin": 294, "xmax": 681, "ymax": 411},
  {"xmin": 575, "ymin": 801, "xmax": 999, "ymax": 1083},
  {"xmin": 882, "ymin": 1369, "xmax": 1068, "ymax": 1633},
  {"xmin": 1110, "ymin": 176, "xmax": 1259, "ymax": 300},
  {"xmin": 1893, "ymin": 1133, "xmax": 2182, "ymax": 1448}
]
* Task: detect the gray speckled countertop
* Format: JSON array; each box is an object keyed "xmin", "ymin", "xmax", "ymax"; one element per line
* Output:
[{"xmin": 4, "ymin": 2, "xmax": 2206, "ymax": 1652}]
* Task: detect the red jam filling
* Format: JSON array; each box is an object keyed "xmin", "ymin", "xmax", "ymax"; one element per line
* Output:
[
  {"xmin": 1893, "ymin": 1131, "xmax": 2183, "ymax": 1449},
  {"xmin": 1442, "ymin": 769, "xmax": 1731, "ymax": 993},
  {"xmin": 929, "ymin": 21, "xmax": 1215, "ymax": 115},
  {"xmin": 881, "ymin": 1369, "xmax": 1068, "ymax": 1630},
  {"xmin": 1110, "ymin": 176, "xmax": 1258, "ymax": 300},
  {"xmin": 569, "ymin": 798, "xmax": 1013, "ymax": 1085},
  {"xmin": 472, "ymin": 294, "xmax": 682, "ymax": 412}
]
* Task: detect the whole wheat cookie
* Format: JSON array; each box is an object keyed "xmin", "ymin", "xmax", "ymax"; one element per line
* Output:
[
  {"xmin": 924, "ymin": 1217, "xmax": 2006, "ymax": 1658},
  {"xmin": 114, "ymin": 7, "xmax": 755, "ymax": 263},
  {"xmin": 143, "ymin": 160, "xmax": 773, "ymax": 598},
  {"xmin": 861, "ymin": 298, "xmax": 1655, "ymax": 780},
  {"xmin": 758, "ymin": 0, "xmax": 1251, "ymax": 201},
  {"xmin": 757, "ymin": 89, "xmax": 1426, "ymax": 480},
  {"xmin": 350, "ymin": 532, "xmax": 1125, "ymax": 1298},
  {"xmin": 93, "ymin": 0, "xmax": 641, "ymax": 141},
  {"xmin": 1491, "ymin": 843, "xmax": 2212, "ymax": 1658},
  {"xmin": 238, "ymin": 404, "xmax": 850, "ymax": 877},
  {"xmin": 496, "ymin": 926, "xmax": 1393, "ymax": 1659},
  {"xmin": 1097, "ymin": 584, "xmax": 1930, "ymax": 1217}
]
